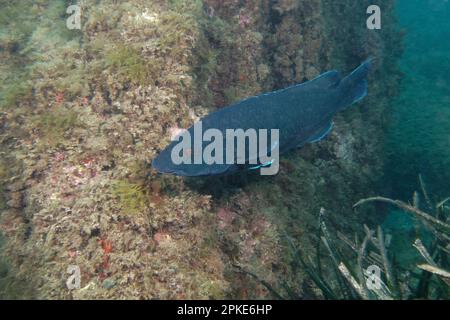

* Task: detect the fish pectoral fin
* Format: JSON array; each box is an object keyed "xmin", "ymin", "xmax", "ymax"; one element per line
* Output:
[
  {"xmin": 307, "ymin": 121, "xmax": 334, "ymax": 144},
  {"xmin": 247, "ymin": 141, "xmax": 279, "ymax": 164},
  {"xmin": 249, "ymin": 160, "xmax": 274, "ymax": 170},
  {"xmin": 310, "ymin": 71, "xmax": 342, "ymax": 89}
]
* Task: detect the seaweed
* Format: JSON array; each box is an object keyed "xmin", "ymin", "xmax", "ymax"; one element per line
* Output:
[
  {"xmin": 244, "ymin": 176, "xmax": 449, "ymax": 300},
  {"xmin": 105, "ymin": 44, "xmax": 152, "ymax": 86},
  {"xmin": 32, "ymin": 107, "xmax": 79, "ymax": 149},
  {"xmin": 0, "ymin": 78, "xmax": 33, "ymax": 109},
  {"xmin": 111, "ymin": 180, "xmax": 149, "ymax": 216}
]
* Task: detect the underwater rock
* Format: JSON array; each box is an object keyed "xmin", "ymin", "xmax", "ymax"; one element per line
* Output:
[
  {"xmin": 0, "ymin": 0, "xmax": 401, "ymax": 299},
  {"xmin": 6, "ymin": 192, "xmax": 23, "ymax": 209}
]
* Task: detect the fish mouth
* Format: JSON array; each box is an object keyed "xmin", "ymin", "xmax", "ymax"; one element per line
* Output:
[
  {"xmin": 152, "ymin": 157, "xmax": 223, "ymax": 177},
  {"xmin": 151, "ymin": 156, "xmax": 193, "ymax": 176}
]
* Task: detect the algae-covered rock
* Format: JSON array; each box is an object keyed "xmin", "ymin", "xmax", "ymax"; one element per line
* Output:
[{"xmin": 0, "ymin": 0, "xmax": 401, "ymax": 299}]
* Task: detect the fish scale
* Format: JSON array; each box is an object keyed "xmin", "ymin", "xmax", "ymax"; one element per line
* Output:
[{"xmin": 153, "ymin": 59, "xmax": 373, "ymax": 176}]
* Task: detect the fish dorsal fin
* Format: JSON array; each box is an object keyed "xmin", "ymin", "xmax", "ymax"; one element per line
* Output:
[
  {"xmin": 309, "ymin": 71, "xmax": 341, "ymax": 89},
  {"xmin": 307, "ymin": 121, "xmax": 334, "ymax": 144}
]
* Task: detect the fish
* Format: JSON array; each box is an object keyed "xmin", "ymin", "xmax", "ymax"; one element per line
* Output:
[{"xmin": 152, "ymin": 59, "xmax": 373, "ymax": 176}]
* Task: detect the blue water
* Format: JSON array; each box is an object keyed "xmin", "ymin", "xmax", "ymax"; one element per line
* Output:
[
  {"xmin": 387, "ymin": 0, "xmax": 450, "ymax": 198},
  {"xmin": 381, "ymin": 0, "xmax": 450, "ymax": 288}
]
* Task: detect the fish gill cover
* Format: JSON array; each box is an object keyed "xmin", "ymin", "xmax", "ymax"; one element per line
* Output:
[{"xmin": 0, "ymin": 0, "xmax": 447, "ymax": 301}]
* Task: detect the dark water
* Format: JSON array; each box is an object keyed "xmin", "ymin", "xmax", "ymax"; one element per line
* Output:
[{"xmin": 387, "ymin": 0, "xmax": 450, "ymax": 199}]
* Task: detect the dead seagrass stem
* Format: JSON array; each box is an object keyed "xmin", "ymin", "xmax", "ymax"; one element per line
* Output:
[{"xmin": 354, "ymin": 197, "xmax": 450, "ymax": 232}]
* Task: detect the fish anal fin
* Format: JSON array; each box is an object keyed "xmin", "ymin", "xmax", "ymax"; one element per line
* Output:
[{"xmin": 307, "ymin": 122, "xmax": 334, "ymax": 144}]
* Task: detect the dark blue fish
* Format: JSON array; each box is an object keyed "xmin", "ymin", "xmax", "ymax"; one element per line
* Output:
[{"xmin": 153, "ymin": 59, "xmax": 373, "ymax": 176}]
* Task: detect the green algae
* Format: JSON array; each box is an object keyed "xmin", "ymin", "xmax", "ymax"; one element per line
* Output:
[
  {"xmin": 105, "ymin": 45, "xmax": 153, "ymax": 86},
  {"xmin": 111, "ymin": 180, "xmax": 149, "ymax": 216},
  {"xmin": 32, "ymin": 108, "xmax": 80, "ymax": 149},
  {"xmin": 0, "ymin": 78, "xmax": 33, "ymax": 110}
]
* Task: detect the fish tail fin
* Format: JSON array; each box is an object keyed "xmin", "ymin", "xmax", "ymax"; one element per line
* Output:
[{"xmin": 339, "ymin": 58, "xmax": 374, "ymax": 109}]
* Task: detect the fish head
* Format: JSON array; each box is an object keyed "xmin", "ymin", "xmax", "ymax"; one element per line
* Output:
[{"xmin": 152, "ymin": 139, "xmax": 234, "ymax": 177}]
